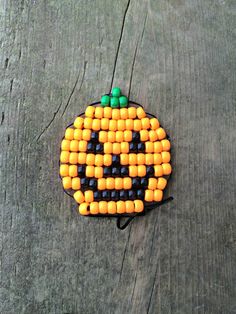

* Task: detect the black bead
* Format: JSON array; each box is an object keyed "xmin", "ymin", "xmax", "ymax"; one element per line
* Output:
[
  {"xmin": 140, "ymin": 177, "xmax": 148, "ymax": 187},
  {"xmin": 146, "ymin": 166, "xmax": 154, "ymax": 176},
  {"xmin": 102, "ymin": 190, "xmax": 110, "ymax": 200},
  {"xmin": 94, "ymin": 191, "xmax": 102, "ymax": 201},
  {"xmin": 137, "ymin": 142, "xmax": 145, "ymax": 152},
  {"xmin": 111, "ymin": 190, "xmax": 119, "ymax": 201},
  {"xmin": 77, "ymin": 165, "xmax": 86, "ymax": 176},
  {"xmin": 119, "ymin": 190, "xmax": 128, "ymax": 200},
  {"xmin": 104, "ymin": 167, "xmax": 111, "ymax": 177},
  {"xmin": 80, "ymin": 177, "xmax": 89, "ymax": 189},
  {"xmin": 132, "ymin": 131, "xmax": 140, "ymax": 142},
  {"xmin": 120, "ymin": 166, "xmax": 129, "ymax": 177},
  {"xmin": 112, "ymin": 155, "xmax": 120, "ymax": 165},
  {"xmin": 137, "ymin": 189, "xmax": 145, "ymax": 200},
  {"xmin": 112, "ymin": 167, "xmax": 120, "ymax": 176},
  {"xmin": 95, "ymin": 143, "xmax": 103, "ymax": 153},
  {"xmin": 88, "ymin": 178, "xmax": 97, "ymax": 190},
  {"xmin": 91, "ymin": 131, "xmax": 99, "ymax": 142},
  {"xmin": 132, "ymin": 177, "xmax": 141, "ymax": 188},
  {"xmin": 87, "ymin": 142, "xmax": 95, "ymax": 153},
  {"xmin": 128, "ymin": 190, "xmax": 136, "ymax": 200},
  {"xmin": 129, "ymin": 142, "xmax": 137, "ymax": 153}
]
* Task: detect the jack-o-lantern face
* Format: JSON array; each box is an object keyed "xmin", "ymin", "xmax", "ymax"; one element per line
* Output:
[{"xmin": 59, "ymin": 88, "xmax": 171, "ymax": 216}]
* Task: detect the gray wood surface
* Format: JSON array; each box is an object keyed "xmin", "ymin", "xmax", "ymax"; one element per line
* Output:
[{"xmin": 1, "ymin": 0, "xmax": 236, "ymax": 313}]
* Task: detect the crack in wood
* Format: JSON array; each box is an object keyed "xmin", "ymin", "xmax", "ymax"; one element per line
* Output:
[{"xmin": 118, "ymin": 226, "xmax": 131, "ymax": 282}]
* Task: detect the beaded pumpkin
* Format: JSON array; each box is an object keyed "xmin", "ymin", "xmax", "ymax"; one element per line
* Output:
[{"xmin": 59, "ymin": 87, "xmax": 172, "ymax": 228}]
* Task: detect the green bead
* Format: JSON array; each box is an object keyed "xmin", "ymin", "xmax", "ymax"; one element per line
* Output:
[
  {"xmin": 110, "ymin": 97, "xmax": 119, "ymax": 108},
  {"xmin": 112, "ymin": 87, "xmax": 121, "ymax": 97},
  {"xmin": 119, "ymin": 96, "xmax": 128, "ymax": 107},
  {"xmin": 101, "ymin": 95, "xmax": 110, "ymax": 107}
]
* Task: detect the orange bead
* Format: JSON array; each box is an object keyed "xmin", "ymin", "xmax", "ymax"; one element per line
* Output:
[
  {"xmin": 103, "ymin": 154, "xmax": 112, "ymax": 166},
  {"xmin": 99, "ymin": 201, "xmax": 108, "ymax": 214},
  {"xmin": 107, "ymin": 131, "xmax": 116, "ymax": 142},
  {"xmin": 162, "ymin": 163, "xmax": 172, "ymax": 175},
  {"xmin": 106, "ymin": 178, "xmax": 115, "ymax": 190},
  {"xmin": 104, "ymin": 142, "xmax": 113, "ymax": 154},
  {"xmin": 69, "ymin": 165, "xmax": 78, "ymax": 177},
  {"xmin": 145, "ymin": 190, "xmax": 154, "ymax": 202},
  {"xmin": 109, "ymin": 120, "xmax": 117, "ymax": 131},
  {"xmin": 149, "ymin": 130, "xmax": 158, "ymax": 142},
  {"xmin": 134, "ymin": 200, "xmax": 144, "ymax": 213},
  {"xmin": 141, "ymin": 117, "xmax": 150, "ymax": 130},
  {"xmin": 129, "ymin": 154, "xmax": 137, "ymax": 165},
  {"xmin": 113, "ymin": 143, "xmax": 121, "ymax": 154},
  {"xmin": 156, "ymin": 127, "xmax": 166, "ymax": 140},
  {"xmin": 94, "ymin": 107, "xmax": 104, "ymax": 119},
  {"xmin": 133, "ymin": 119, "xmax": 142, "ymax": 131},
  {"xmin": 137, "ymin": 153, "xmax": 145, "ymax": 165},
  {"xmin": 72, "ymin": 177, "xmax": 81, "ymax": 190},
  {"xmin": 137, "ymin": 107, "xmax": 146, "ymax": 119},
  {"xmin": 78, "ymin": 202, "xmax": 90, "ymax": 215},
  {"xmin": 83, "ymin": 117, "xmax": 92, "ymax": 129},
  {"xmin": 74, "ymin": 129, "xmax": 83, "ymax": 140},
  {"xmin": 161, "ymin": 151, "xmax": 171, "ymax": 163},
  {"xmin": 125, "ymin": 200, "xmax": 135, "ymax": 213},
  {"xmin": 148, "ymin": 178, "xmax": 157, "ymax": 190},
  {"xmin": 86, "ymin": 165, "xmax": 95, "ymax": 177},
  {"xmin": 120, "ymin": 108, "xmax": 128, "ymax": 119},
  {"xmin": 65, "ymin": 128, "xmax": 74, "ymax": 140},
  {"xmin": 145, "ymin": 142, "xmax": 154, "ymax": 153},
  {"xmin": 101, "ymin": 118, "xmax": 109, "ymax": 130},
  {"xmin": 98, "ymin": 178, "xmax": 106, "ymax": 190},
  {"xmin": 69, "ymin": 152, "xmax": 78, "ymax": 164},
  {"xmin": 128, "ymin": 107, "xmax": 137, "ymax": 119},
  {"xmin": 153, "ymin": 153, "xmax": 162, "ymax": 165},
  {"xmin": 145, "ymin": 154, "xmax": 154, "ymax": 165},
  {"xmin": 92, "ymin": 119, "xmax": 101, "ymax": 131},
  {"xmin": 154, "ymin": 165, "xmax": 164, "ymax": 177},
  {"xmin": 84, "ymin": 190, "xmax": 94, "ymax": 203},
  {"xmin": 74, "ymin": 190, "xmax": 85, "ymax": 204},
  {"xmin": 107, "ymin": 201, "xmax": 117, "ymax": 214},
  {"xmin": 116, "ymin": 131, "xmax": 124, "ymax": 142},
  {"xmin": 140, "ymin": 129, "xmax": 149, "ymax": 141},
  {"xmin": 94, "ymin": 166, "xmax": 103, "ymax": 178},
  {"xmin": 117, "ymin": 201, "xmax": 126, "ymax": 214},
  {"xmin": 78, "ymin": 152, "xmax": 87, "ymax": 164},
  {"xmin": 62, "ymin": 177, "xmax": 72, "ymax": 189},
  {"xmin": 121, "ymin": 142, "xmax": 129, "ymax": 153},
  {"xmin": 157, "ymin": 177, "xmax": 167, "ymax": 190},
  {"xmin": 123, "ymin": 130, "xmax": 132, "ymax": 142},
  {"xmin": 60, "ymin": 151, "xmax": 70, "ymax": 163},
  {"xmin": 94, "ymin": 154, "xmax": 103, "ymax": 166},
  {"xmin": 120, "ymin": 154, "xmax": 129, "ymax": 165},
  {"xmin": 61, "ymin": 139, "xmax": 70, "ymax": 151},
  {"xmin": 117, "ymin": 119, "xmax": 126, "ymax": 131},
  {"xmin": 138, "ymin": 165, "xmax": 146, "ymax": 177},
  {"xmin": 150, "ymin": 118, "xmax": 160, "ymax": 130},
  {"xmin": 74, "ymin": 117, "xmax": 84, "ymax": 129},
  {"xmin": 115, "ymin": 178, "xmax": 123, "ymax": 190},
  {"xmin": 123, "ymin": 177, "xmax": 132, "ymax": 189},
  {"xmin": 78, "ymin": 140, "xmax": 87, "ymax": 152},
  {"xmin": 85, "ymin": 105, "xmax": 95, "ymax": 118},
  {"xmin": 90, "ymin": 202, "xmax": 99, "ymax": 214},
  {"xmin": 70, "ymin": 140, "xmax": 79, "ymax": 152},
  {"xmin": 129, "ymin": 166, "xmax": 138, "ymax": 177},
  {"xmin": 103, "ymin": 107, "xmax": 112, "ymax": 119},
  {"xmin": 154, "ymin": 141, "xmax": 163, "ymax": 153},
  {"xmin": 154, "ymin": 190, "xmax": 163, "ymax": 202},
  {"xmin": 125, "ymin": 119, "xmax": 134, "ymax": 130},
  {"xmin": 112, "ymin": 108, "xmax": 120, "ymax": 120},
  {"xmin": 161, "ymin": 139, "xmax": 171, "ymax": 151},
  {"xmin": 82, "ymin": 129, "xmax": 91, "ymax": 141},
  {"xmin": 99, "ymin": 131, "xmax": 108, "ymax": 143},
  {"xmin": 86, "ymin": 153, "xmax": 95, "ymax": 166}
]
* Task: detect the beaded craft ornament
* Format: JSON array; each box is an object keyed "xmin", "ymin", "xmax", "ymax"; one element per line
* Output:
[{"xmin": 59, "ymin": 88, "xmax": 173, "ymax": 229}]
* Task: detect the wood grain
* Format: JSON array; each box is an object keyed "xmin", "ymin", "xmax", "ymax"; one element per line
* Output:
[{"xmin": 0, "ymin": 0, "xmax": 236, "ymax": 313}]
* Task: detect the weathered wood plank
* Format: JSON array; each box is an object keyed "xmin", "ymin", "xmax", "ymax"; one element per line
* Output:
[{"xmin": 0, "ymin": 0, "xmax": 236, "ymax": 313}]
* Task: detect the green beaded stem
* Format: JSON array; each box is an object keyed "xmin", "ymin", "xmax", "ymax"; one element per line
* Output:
[{"xmin": 100, "ymin": 87, "xmax": 129, "ymax": 108}]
